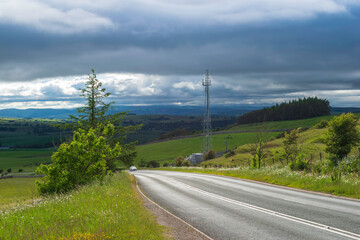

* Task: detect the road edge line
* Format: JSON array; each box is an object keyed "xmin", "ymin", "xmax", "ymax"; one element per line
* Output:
[{"xmin": 135, "ymin": 179, "xmax": 214, "ymax": 240}]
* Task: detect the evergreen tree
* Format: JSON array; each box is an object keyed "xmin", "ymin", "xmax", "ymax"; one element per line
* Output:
[{"xmin": 65, "ymin": 69, "xmax": 141, "ymax": 169}]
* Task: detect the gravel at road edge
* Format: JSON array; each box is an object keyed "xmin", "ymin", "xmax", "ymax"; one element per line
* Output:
[{"xmin": 135, "ymin": 185, "xmax": 211, "ymax": 240}]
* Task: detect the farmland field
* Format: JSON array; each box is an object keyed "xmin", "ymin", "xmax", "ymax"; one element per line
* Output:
[{"xmin": 0, "ymin": 149, "xmax": 53, "ymax": 173}]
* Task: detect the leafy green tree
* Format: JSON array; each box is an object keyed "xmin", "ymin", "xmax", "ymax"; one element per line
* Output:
[
  {"xmin": 252, "ymin": 141, "xmax": 265, "ymax": 169},
  {"xmin": 36, "ymin": 124, "xmax": 121, "ymax": 194},
  {"xmin": 283, "ymin": 128, "xmax": 300, "ymax": 164},
  {"xmin": 251, "ymin": 124, "xmax": 268, "ymax": 169},
  {"xmin": 325, "ymin": 113, "xmax": 360, "ymax": 165}
]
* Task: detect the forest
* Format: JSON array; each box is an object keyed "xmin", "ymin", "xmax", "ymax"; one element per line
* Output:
[{"xmin": 237, "ymin": 97, "xmax": 330, "ymax": 124}]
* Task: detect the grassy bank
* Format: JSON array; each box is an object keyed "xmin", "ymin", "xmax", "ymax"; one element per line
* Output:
[
  {"xmin": 156, "ymin": 167, "xmax": 360, "ymax": 199},
  {"xmin": 0, "ymin": 172, "xmax": 166, "ymax": 240}
]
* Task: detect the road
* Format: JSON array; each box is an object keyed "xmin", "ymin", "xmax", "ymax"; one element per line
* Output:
[{"xmin": 132, "ymin": 170, "xmax": 360, "ymax": 240}]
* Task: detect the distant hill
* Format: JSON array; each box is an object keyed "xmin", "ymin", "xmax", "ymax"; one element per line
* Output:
[
  {"xmin": 0, "ymin": 105, "xmax": 359, "ymax": 120},
  {"xmin": 330, "ymin": 107, "xmax": 360, "ymax": 115},
  {"xmin": 0, "ymin": 105, "xmax": 255, "ymax": 119}
]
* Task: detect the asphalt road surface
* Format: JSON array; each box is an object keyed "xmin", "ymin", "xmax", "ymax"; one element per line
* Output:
[{"xmin": 132, "ymin": 170, "xmax": 360, "ymax": 240}]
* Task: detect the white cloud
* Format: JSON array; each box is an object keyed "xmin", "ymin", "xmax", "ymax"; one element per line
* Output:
[
  {"xmin": 0, "ymin": 0, "xmax": 356, "ymax": 34},
  {"xmin": 0, "ymin": 0, "xmax": 114, "ymax": 34},
  {"xmin": 173, "ymin": 81, "xmax": 199, "ymax": 90}
]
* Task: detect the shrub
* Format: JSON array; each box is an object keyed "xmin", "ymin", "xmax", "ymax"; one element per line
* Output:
[
  {"xmin": 339, "ymin": 155, "xmax": 360, "ymax": 174},
  {"xmin": 203, "ymin": 150, "xmax": 216, "ymax": 161},
  {"xmin": 182, "ymin": 160, "xmax": 191, "ymax": 167},
  {"xmin": 325, "ymin": 113, "xmax": 360, "ymax": 165},
  {"xmin": 175, "ymin": 156, "xmax": 184, "ymax": 167},
  {"xmin": 163, "ymin": 162, "xmax": 169, "ymax": 167},
  {"xmin": 147, "ymin": 160, "xmax": 160, "ymax": 168},
  {"xmin": 315, "ymin": 120, "xmax": 328, "ymax": 129},
  {"xmin": 139, "ymin": 159, "xmax": 148, "ymax": 167},
  {"xmin": 288, "ymin": 153, "xmax": 309, "ymax": 171},
  {"xmin": 18, "ymin": 169, "xmax": 23, "ymax": 173},
  {"xmin": 7, "ymin": 168, "xmax": 11, "ymax": 173},
  {"xmin": 36, "ymin": 125, "xmax": 120, "ymax": 194},
  {"xmin": 225, "ymin": 149, "xmax": 236, "ymax": 158},
  {"xmin": 0, "ymin": 169, "xmax": 3, "ymax": 174}
]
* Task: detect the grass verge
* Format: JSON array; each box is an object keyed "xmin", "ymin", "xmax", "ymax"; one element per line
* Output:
[
  {"xmin": 155, "ymin": 167, "xmax": 360, "ymax": 199},
  {"xmin": 0, "ymin": 172, "xmax": 166, "ymax": 240}
]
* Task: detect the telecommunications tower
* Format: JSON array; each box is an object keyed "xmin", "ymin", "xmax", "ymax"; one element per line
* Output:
[{"xmin": 202, "ymin": 69, "xmax": 212, "ymax": 153}]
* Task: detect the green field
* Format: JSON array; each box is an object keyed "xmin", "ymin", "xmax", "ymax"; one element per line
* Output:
[
  {"xmin": 0, "ymin": 118, "xmax": 67, "ymax": 148},
  {"xmin": 0, "ymin": 178, "xmax": 39, "ymax": 210},
  {"xmin": 0, "ymin": 149, "xmax": 54, "ymax": 173},
  {"xmin": 0, "ymin": 173, "xmax": 166, "ymax": 240},
  {"xmin": 228, "ymin": 115, "xmax": 334, "ymax": 132},
  {"xmin": 135, "ymin": 131, "xmax": 281, "ymax": 165}
]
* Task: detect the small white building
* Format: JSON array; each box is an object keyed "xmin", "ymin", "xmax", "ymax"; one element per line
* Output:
[{"xmin": 187, "ymin": 153, "xmax": 204, "ymax": 165}]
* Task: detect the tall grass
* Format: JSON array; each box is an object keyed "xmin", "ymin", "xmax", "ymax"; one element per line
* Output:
[
  {"xmin": 0, "ymin": 178, "xmax": 39, "ymax": 210},
  {"xmin": 0, "ymin": 172, "xmax": 165, "ymax": 240},
  {"xmin": 158, "ymin": 167, "xmax": 360, "ymax": 199}
]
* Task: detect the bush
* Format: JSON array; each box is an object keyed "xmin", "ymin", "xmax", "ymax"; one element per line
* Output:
[
  {"xmin": 139, "ymin": 159, "xmax": 148, "ymax": 167},
  {"xmin": 182, "ymin": 160, "xmax": 191, "ymax": 167},
  {"xmin": 147, "ymin": 160, "xmax": 160, "ymax": 168},
  {"xmin": 36, "ymin": 125, "xmax": 120, "ymax": 194},
  {"xmin": 18, "ymin": 169, "xmax": 23, "ymax": 173},
  {"xmin": 288, "ymin": 153, "xmax": 309, "ymax": 171},
  {"xmin": 325, "ymin": 113, "xmax": 360, "ymax": 165},
  {"xmin": 339, "ymin": 155, "xmax": 360, "ymax": 174},
  {"xmin": 163, "ymin": 162, "xmax": 169, "ymax": 167},
  {"xmin": 225, "ymin": 149, "xmax": 236, "ymax": 158},
  {"xmin": 7, "ymin": 168, "xmax": 11, "ymax": 173},
  {"xmin": 203, "ymin": 150, "xmax": 216, "ymax": 161},
  {"xmin": 175, "ymin": 156, "xmax": 184, "ymax": 167},
  {"xmin": 315, "ymin": 120, "xmax": 328, "ymax": 129},
  {"xmin": 0, "ymin": 169, "xmax": 3, "ymax": 174}
]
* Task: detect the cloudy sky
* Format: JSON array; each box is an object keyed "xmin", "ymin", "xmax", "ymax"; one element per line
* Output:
[{"xmin": 1, "ymin": 0, "xmax": 360, "ymax": 109}]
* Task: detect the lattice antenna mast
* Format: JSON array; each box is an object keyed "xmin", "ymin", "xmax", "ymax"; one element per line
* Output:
[{"xmin": 202, "ymin": 69, "xmax": 212, "ymax": 153}]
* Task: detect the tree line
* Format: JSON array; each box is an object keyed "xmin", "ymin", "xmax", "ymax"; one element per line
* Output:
[{"xmin": 237, "ymin": 97, "xmax": 330, "ymax": 124}]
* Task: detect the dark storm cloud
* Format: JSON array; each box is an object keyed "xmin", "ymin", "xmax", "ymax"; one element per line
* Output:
[{"xmin": 0, "ymin": 0, "xmax": 360, "ymax": 107}]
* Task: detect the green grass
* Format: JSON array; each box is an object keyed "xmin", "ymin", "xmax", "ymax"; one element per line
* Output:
[
  {"xmin": 0, "ymin": 172, "xmax": 166, "ymax": 240},
  {"xmin": 157, "ymin": 167, "xmax": 360, "ymax": 199},
  {"xmin": 0, "ymin": 149, "xmax": 54, "ymax": 172},
  {"xmin": 135, "ymin": 131, "xmax": 281, "ymax": 165},
  {"xmin": 228, "ymin": 115, "xmax": 334, "ymax": 132},
  {"xmin": 0, "ymin": 178, "xmax": 39, "ymax": 210}
]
